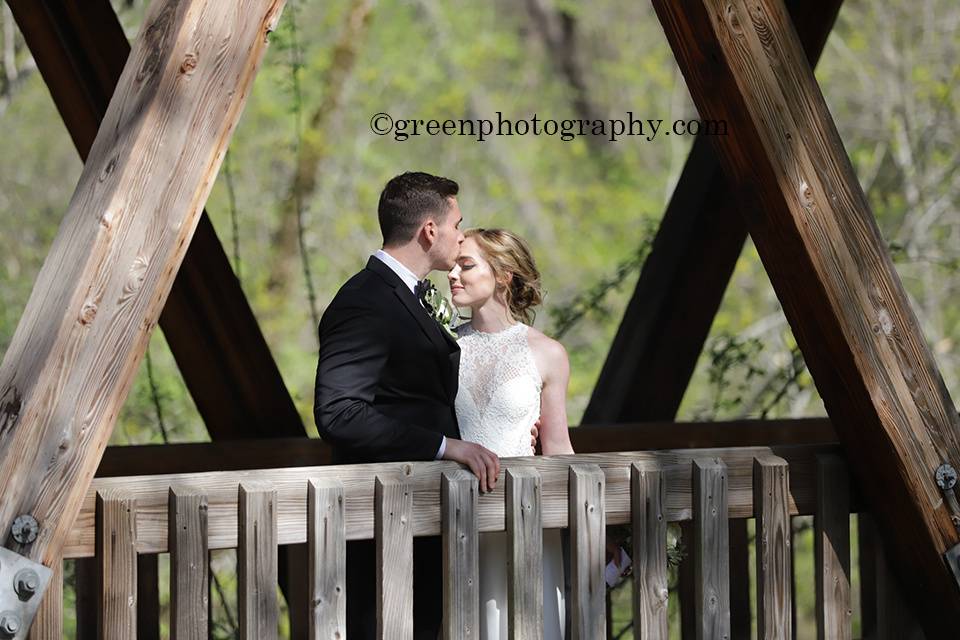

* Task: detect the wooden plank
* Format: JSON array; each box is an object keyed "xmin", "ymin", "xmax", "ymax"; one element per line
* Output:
[
  {"xmin": 0, "ymin": 0, "xmax": 289, "ymax": 570},
  {"xmin": 569, "ymin": 464, "xmax": 605, "ymax": 638},
  {"xmin": 137, "ymin": 554, "xmax": 161, "ymax": 640},
  {"xmin": 6, "ymin": 0, "xmax": 305, "ymax": 442},
  {"xmin": 375, "ymin": 477, "xmax": 413, "ymax": 640},
  {"xmin": 650, "ymin": 0, "xmax": 960, "ymax": 632},
  {"xmin": 307, "ymin": 478, "xmax": 346, "ymax": 640},
  {"xmin": 582, "ymin": 0, "xmax": 844, "ymax": 424},
  {"xmin": 815, "ymin": 454, "xmax": 851, "ymax": 640},
  {"xmin": 631, "ymin": 462, "xmax": 669, "ymax": 639},
  {"xmin": 238, "ymin": 482, "xmax": 278, "ymax": 640},
  {"xmin": 507, "ymin": 468, "xmax": 543, "ymax": 640},
  {"xmin": 754, "ymin": 456, "xmax": 792, "ymax": 640},
  {"xmin": 441, "ymin": 470, "xmax": 479, "ymax": 640},
  {"xmin": 169, "ymin": 488, "xmax": 209, "ymax": 640},
  {"xmin": 729, "ymin": 519, "xmax": 751, "ymax": 639},
  {"xmin": 92, "ymin": 418, "xmax": 840, "ymax": 479},
  {"xmin": 693, "ymin": 458, "xmax": 729, "ymax": 640},
  {"xmin": 65, "ymin": 445, "xmax": 848, "ymax": 557},
  {"xmin": 29, "ymin": 559, "xmax": 63, "ymax": 640},
  {"xmin": 96, "ymin": 490, "xmax": 137, "ymax": 638},
  {"xmin": 74, "ymin": 557, "xmax": 97, "ymax": 638}
]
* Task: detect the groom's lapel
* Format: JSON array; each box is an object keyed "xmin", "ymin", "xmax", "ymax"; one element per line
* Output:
[{"xmin": 366, "ymin": 257, "xmax": 451, "ymax": 357}]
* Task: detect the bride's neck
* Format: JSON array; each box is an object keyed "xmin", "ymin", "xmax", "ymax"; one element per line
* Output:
[{"xmin": 469, "ymin": 298, "xmax": 515, "ymax": 332}]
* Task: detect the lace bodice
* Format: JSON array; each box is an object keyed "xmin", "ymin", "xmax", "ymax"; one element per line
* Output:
[{"xmin": 455, "ymin": 322, "xmax": 542, "ymax": 458}]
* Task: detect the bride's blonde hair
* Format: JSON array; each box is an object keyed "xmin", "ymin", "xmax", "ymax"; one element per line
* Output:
[{"xmin": 465, "ymin": 228, "xmax": 543, "ymax": 325}]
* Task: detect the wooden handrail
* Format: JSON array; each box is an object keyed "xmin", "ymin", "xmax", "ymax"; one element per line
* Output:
[{"xmin": 64, "ymin": 443, "xmax": 849, "ymax": 558}]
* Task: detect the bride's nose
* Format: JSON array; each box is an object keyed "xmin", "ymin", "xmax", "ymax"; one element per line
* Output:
[{"xmin": 448, "ymin": 265, "xmax": 461, "ymax": 283}]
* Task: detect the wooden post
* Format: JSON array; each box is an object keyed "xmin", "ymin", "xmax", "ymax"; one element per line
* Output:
[
  {"xmin": 96, "ymin": 490, "xmax": 137, "ymax": 638},
  {"xmin": 693, "ymin": 458, "xmax": 729, "ymax": 640},
  {"xmin": 307, "ymin": 479, "xmax": 346, "ymax": 639},
  {"xmin": 238, "ymin": 482, "xmax": 279, "ymax": 640},
  {"xmin": 441, "ymin": 470, "xmax": 479, "ymax": 640},
  {"xmin": 0, "ymin": 0, "xmax": 287, "ymax": 578},
  {"xmin": 507, "ymin": 468, "xmax": 543, "ymax": 640},
  {"xmin": 815, "ymin": 455, "xmax": 851, "ymax": 640},
  {"xmin": 650, "ymin": 0, "xmax": 960, "ymax": 631},
  {"xmin": 569, "ymin": 464, "xmax": 606, "ymax": 639},
  {"xmin": 169, "ymin": 488, "xmax": 209, "ymax": 640},
  {"xmin": 28, "ymin": 560, "xmax": 62, "ymax": 640},
  {"xmin": 754, "ymin": 456, "xmax": 792, "ymax": 640},
  {"xmin": 632, "ymin": 462, "xmax": 669, "ymax": 640},
  {"xmin": 376, "ymin": 477, "xmax": 413, "ymax": 640}
]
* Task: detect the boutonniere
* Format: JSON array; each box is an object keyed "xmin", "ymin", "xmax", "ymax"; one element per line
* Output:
[{"xmin": 416, "ymin": 280, "xmax": 458, "ymax": 338}]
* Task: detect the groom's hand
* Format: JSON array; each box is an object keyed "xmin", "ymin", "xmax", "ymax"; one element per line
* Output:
[
  {"xmin": 530, "ymin": 418, "xmax": 541, "ymax": 452},
  {"xmin": 443, "ymin": 438, "xmax": 500, "ymax": 492}
]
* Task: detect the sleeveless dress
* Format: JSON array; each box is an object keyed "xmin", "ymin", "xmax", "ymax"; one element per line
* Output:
[{"xmin": 455, "ymin": 322, "xmax": 566, "ymax": 640}]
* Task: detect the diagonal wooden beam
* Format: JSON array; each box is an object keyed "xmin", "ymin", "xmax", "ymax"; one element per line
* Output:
[
  {"xmin": 7, "ymin": 0, "xmax": 304, "ymax": 439},
  {"xmin": 584, "ymin": 0, "xmax": 843, "ymax": 423},
  {"xmin": 0, "ymin": 0, "xmax": 286, "ymax": 574},
  {"xmin": 651, "ymin": 0, "xmax": 960, "ymax": 633}
]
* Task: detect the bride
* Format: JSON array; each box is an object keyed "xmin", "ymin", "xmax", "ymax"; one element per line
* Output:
[{"xmin": 448, "ymin": 227, "xmax": 574, "ymax": 640}]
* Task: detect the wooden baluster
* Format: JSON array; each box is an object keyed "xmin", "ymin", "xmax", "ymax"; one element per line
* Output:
[
  {"xmin": 815, "ymin": 454, "xmax": 851, "ymax": 640},
  {"xmin": 170, "ymin": 487, "xmax": 209, "ymax": 639},
  {"xmin": 569, "ymin": 464, "xmax": 606, "ymax": 639},
  {"xmin": 238, "ymin": 482, "xmax": 278, "ymax": 640},
  {"xmin": 96, "ymin": 489, "xmax": 138, "ymax": 638},
  {"xmin": 632, "ymin": 462, "xmax": 668, "ymax": 639},
  {"xmin": 376, "ymin": 477, "xmax": 413, "ymax": 640},
  {"xmin": 307, "ymin": 479, "xmax": 346, "ymax": 639},
  {"xmin": 754, "ymin": 456, "xmax": 792, "ymax": 640},
  {"xmin": 693, "ymin": 458, "xmax": 729, "ymax": 640},
  {"xmin": 29, "ymin": 559, "xmax": 62, "ymax": 640},
  {"xmin": 507, "ymin": 468, "xmax": 543, "ymax": 640},
  {"xmin": 441, "ymin": 470, "xmax": 479, "ymax": 639}
]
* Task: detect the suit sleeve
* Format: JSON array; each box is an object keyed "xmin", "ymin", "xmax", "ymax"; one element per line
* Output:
[{"xmin": 314, "ymin": 301, "xmax": 444, "ymax": 462}]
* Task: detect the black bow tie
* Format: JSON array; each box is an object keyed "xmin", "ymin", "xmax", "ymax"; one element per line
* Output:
[{"xmin": 414, "ymin": 279, "xmax": 433, "ymax": 311}]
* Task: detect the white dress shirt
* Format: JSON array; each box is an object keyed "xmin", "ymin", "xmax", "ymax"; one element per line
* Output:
[{"xmin": 371, "ymin": 249, "xmax": 448, "ymax": 460}]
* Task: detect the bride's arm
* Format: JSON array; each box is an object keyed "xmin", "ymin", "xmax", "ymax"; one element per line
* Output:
[{"xmin": 536, "ymin": 336, "xmax": 575, "ymax": 456}]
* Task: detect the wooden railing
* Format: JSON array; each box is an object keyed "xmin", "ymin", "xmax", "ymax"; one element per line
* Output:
[{"xmin": 31, "ymin": 443, "xmax": 915, "ymax": 639}]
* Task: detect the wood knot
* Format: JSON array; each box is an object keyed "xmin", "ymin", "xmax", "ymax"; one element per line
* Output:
[
  {"xmin": 877, "ymin": 308, "xmax": 893, "ymax": 335},
  {"xmin": 79, "ymin": 302, "xmax": 98, "ymax": 325},
  {"xmin": 798, "ymin": 180, "xmax": 815, "ymax": 211},
  {"xmin": 180, "ymin": 53, "xmax": 198, "ymax": 75},
  {"xmin": 724, "ymin": 3, "xmax": 743, "ymax": 35}
]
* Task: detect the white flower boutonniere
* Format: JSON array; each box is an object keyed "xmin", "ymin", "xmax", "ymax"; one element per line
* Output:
[{"xmin": 416, "ymin": 280, "xmax": 458, "ymax": 338}]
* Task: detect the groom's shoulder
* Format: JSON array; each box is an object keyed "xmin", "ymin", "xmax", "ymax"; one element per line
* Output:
[{"xmin": 327, "ymin": 266, "xmax": 391, "ymax": 310}]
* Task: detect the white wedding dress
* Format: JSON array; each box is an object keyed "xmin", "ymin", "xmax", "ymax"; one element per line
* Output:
[{"xmin": 455, "ymin": 322, "xmax": 566, "ymax": 640}]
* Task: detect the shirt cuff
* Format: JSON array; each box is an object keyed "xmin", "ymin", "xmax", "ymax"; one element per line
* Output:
[{"xmin": 435, "ymin": 435, "xmax": 447, "ymax": 460}]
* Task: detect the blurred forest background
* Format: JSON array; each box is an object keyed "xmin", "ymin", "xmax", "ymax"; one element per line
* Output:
[{"xmin": 1, "ymin": 0, "xmax": 957, "ymax": 637}]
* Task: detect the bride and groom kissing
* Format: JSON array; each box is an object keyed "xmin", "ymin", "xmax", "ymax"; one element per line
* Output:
[{"xmin": 314, "ymin": 171, "xmax": 575, "ymax": 639}]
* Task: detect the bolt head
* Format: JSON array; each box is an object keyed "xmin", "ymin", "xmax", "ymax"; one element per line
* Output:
[
  {"xmin": 14, "ymin": 568, "xmax": 39, "ymax": 599},
  {"xmin": 10, "ymin": 514, "xmax": 39, "ymax": 545},
  {"xmin": 0, "ymin": 611, "xmax": 20, "ymax": 635},
  {"xmin": 936, "ymin": 463, "xmax": 958, "ymax": 490}
]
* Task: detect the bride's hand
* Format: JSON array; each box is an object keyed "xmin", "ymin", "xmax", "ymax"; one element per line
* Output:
[
  {"xmin": 442, "ymin": 438, "xmax": 501, "ymax": 492},
  {"xmin": 530, "ymin": 418, "xmax": 541, "ymax": 451}
]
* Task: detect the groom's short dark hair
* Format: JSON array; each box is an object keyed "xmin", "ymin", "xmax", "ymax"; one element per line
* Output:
[{"xmin": 378, "ymin": 171, "xmax": 459, "ymax": 246}]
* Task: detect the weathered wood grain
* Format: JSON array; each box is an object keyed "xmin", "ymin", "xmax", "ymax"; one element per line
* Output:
[
  {"xmin": 29, "ymin": 559, "xmax": 62, "ymax": 640},
  {"xmin": 507, "ymin": 468, "xmax": 543, "ymax": 640},
  {"xmin": 441, "ymin": 470, "xmax": 479, "ymax": 640},
  {"xmin": 815, "ymin": 454, "xmax": 851, "ymax": 640},
  {"xmin": 376, "ymin": 477, "xmax": 413, "ymax": 640},
  {"xmin": 238, "ymin": 482, "xmax": 278, "ymax": 640},
  {"xmin": 693, "ymin": 458, "xmax": 729, "ymax": 640},
  {"xmin": 632, "ymin": 462, "xmax": 669, "ymax": 640},
  {"xmin": 649, "ymin": 0, "xmax": 960, "ymax": 631},
  {"xmin": 169, "ymin": 487, "xmax": 209, "ymax": 640},
  {"xmin": 96, "ymin": 490, "xmax": 137, "ymax": 638},
  {"xmin": 754, "ymin": 456, "xmax": 792, "ymax": 640},
  {"xmin": 0, "ymin": 0, "xmax": 288, "ymax": 571},
  {"xmin": 64, "ymin": 445, "xmax": 842, "ymax": 557},
  {"xmin": 569, "ymin": 464, "xmax": 605, "ymax": 639},
  {"xmin": 307, "ymin": 478, "xmax": 345, "ymax": 640}
]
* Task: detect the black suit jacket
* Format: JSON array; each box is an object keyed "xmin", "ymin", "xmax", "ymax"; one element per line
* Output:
[{"xmin": 314, "ymin": 256, "xmax": 461, "ymax": 464}]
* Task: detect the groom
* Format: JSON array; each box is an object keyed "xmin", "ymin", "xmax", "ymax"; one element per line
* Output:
[{"xmin": 314, "ymin": 171, "xmax": 502, "ymax": 638}]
